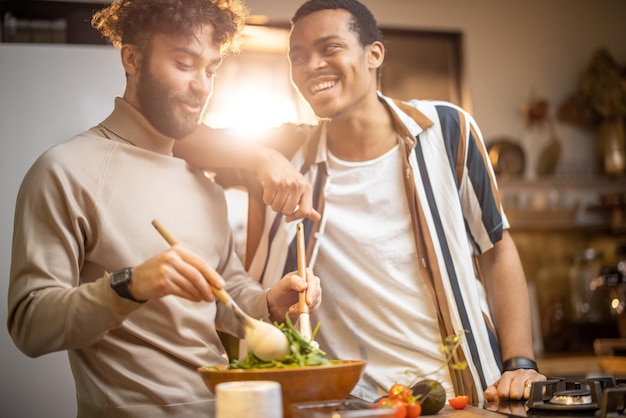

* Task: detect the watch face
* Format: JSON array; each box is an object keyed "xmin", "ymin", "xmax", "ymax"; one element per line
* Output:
[
  {"xmin": 111, "ymin": 269, "xmax": 131, "ymax": 286},
  {"xmin": 110, "ymin": 268, "xmax": 144, "ymax": 303}
]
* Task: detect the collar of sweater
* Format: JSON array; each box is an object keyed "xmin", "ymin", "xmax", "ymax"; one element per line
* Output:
[{"xmin": 100, "ymin": 97, "xmax": 178, "ymax": 156}]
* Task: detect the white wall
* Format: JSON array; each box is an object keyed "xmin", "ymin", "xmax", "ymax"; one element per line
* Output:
[
  {"xmin": 1, "ymin": 1, "xmax": 625, "ymax": 416},
  {"xmin": 0, "ymin": 44, "xmax": 123, "ymax": 417}
]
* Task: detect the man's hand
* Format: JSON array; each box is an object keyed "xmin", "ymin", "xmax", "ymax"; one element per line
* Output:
[
  {"xmin": 266, "ymin": 267, "xmax": 321, "ymax": 322},
  {"xmin": 255, "ymin": 148, "xmax": 321, "ymax": 222},
  {"xmin": 484, "ymin": 369, "xmax": 546, "ymax": 402},
  {"xmin": 129, "ymin": 244, "xmax": 226, "ymax": 303},
  {"xmin": 175, "ymin": 124, "xmax": 320, "ymax": 222}
]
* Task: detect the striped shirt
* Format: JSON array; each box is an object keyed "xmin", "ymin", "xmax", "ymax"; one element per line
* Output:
[{"xmin": 239, "ymin": 92, "xmax": 508, "ymax": 404}]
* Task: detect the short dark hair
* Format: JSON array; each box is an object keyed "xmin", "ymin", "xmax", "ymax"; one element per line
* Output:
[
  {"xmin": 92, "ymin": 0, "xmax": 248, "ymax": 55},
  {"xmin": 291, "ymin": 0, "xmax": 383, "ymax": 47}
]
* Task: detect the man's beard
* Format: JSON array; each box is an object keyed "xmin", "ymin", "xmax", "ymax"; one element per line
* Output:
[{"xmin": 136, "ymin": 61, "xmax": 208, "ymax": 139}]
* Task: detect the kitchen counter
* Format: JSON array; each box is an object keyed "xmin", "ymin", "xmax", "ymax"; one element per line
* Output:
[
  {"xmin": 205, "ymin": 400, "xmax": 604, "ymax": 418},
  {"xmin": 535, "ymin": 354, "xmax": 602, "ymax": 376},
  {"xmin": 440, "ymin": 404, "xmax": 517, "ymax": 417},
  {"xmin": 204, "ymin": 400, "xmax": 521, "ymax": 418},
  {"xmin": 421, "ymin": 402, "xmax": 605, "ymax": 418}
]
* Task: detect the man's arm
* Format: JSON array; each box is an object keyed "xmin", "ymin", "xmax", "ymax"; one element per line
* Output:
[
  {"xmin": 480, "ymin": 231, "xmax": 534, "ymax": 361},
  {"xmin": 174, "ymin": 123, "xmax": 320, "ymax": 222},
  {"xmin": 480, "ymin": 231, "xmax": 546, "ymax": 401}
]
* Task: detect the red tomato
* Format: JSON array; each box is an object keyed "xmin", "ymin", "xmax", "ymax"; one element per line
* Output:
[
  {"xmin": 388, "ymin": 383, "xmax": 412, "ymax": 402},
  {"xmin": 448, "ymin": 395, "xmax": 469, "ymax": 410},
  {"xmin": 406, "ymin": 402, "xmax": 422, "ymax": 418},
  {"xmin": 376, "ymin": 397, "xmax": 407, "ymax": 418},
  {"xmin": 389, "ymin": 399, "xmax": 407, "ymax": 418},
  {"xmin": 376, "ymin": 397, "xmax": 391, "ymax": 408}
]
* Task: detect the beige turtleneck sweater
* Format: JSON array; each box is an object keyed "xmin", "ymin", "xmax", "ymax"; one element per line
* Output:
[{"xmin": 8, "ymin": 97, "xmax": 269, "ymax": 417}]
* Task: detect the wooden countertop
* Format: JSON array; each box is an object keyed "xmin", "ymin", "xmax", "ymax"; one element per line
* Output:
[{"xmin": 439, "ymin": 404, "xmax": 516, "ymax": 417}]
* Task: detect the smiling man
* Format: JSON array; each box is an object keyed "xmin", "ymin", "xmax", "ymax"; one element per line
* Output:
[
  {"xmin": 175, "ymin": 0, "xmax": 546, "ymax": 406},
  {"xmin": 7, "ymin": 1, "xmax": 321, "ymax": 417}
]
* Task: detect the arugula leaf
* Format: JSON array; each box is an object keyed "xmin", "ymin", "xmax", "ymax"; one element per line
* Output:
[{"xmin": 227, "ymin": 315, "xmax": 332, "ymax": 370}]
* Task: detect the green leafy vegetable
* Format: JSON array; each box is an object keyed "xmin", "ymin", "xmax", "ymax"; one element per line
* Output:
[{"xmin": 227, "ymin": 315, "xmax": 332, "ymax": 369}]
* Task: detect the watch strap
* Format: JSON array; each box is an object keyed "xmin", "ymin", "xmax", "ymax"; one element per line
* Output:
[
  {"xmin": 502, "ymin": 357, "xmax": 538, "ymax": 372},
  {"xmin": 110, "ymin": 268, "xmax": 146, "ymax": 303}
]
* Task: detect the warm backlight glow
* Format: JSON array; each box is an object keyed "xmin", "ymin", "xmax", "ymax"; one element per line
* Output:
[
  {"xmin": 202, "ymin": 25, "xmax": 316, "ymax": 140},
  {"xmin": 204, "ymin": 81, "xmax": 300, "ymax": 140}
]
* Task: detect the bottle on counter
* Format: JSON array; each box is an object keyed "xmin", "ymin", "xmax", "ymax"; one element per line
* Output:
[
  {"xmin": 568, "ymin": 247, "xmax": 619, "ymax": 352},
  {"xmin": 535, "ymin": 257, "xmax": 570, "ymax": 353},
  {"xmin": 605, "ymin": 242, "xmax": 626, "ymax": 338},
  {"xmin": 617, "ymin": 242, "xmax": 626, "ymax": 278}
]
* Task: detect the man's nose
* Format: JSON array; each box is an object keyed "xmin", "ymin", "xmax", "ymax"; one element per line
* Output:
[
  {"xmin": 191, "ymin": 71, "xmax": 213, "ymax": 96},
  {"xmin": 304, "ymin": 53, "xmax": 326, "ymax": 73}
]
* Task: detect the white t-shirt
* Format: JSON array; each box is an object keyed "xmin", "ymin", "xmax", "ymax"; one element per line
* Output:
[{"xmin": 313, "ymin": 144, "xmax": 454, "ymax": 401}]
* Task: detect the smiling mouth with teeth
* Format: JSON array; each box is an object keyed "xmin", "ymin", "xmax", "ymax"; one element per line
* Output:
[{"xmin": 310, "ymin": 81, "xmax": 336, "ymax": 95}]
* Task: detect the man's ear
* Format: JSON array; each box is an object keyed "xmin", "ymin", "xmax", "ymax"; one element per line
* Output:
[
  {"xmin": 121, "ymin": 44, "xmax": 141, "ymax": 76},
  {"xmin": 367, "ymin": 41, "xmax": 385, "ymax": 70}
]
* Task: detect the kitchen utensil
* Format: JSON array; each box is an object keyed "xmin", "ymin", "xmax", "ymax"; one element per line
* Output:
[
  {"xmin": 537, "ymin": 133, "xmax": 562, "ymax": 176},
  {"xmin": 151, "ymin": 219, "xmax": 290, "ymax": 361},
  {"xmin": 487, "ymin": 138, "xmax": 525, "ymax": 180},
  {"xmin": 296, "ymin": 223, "xmax": 317, "ymax": 348},
  {"xmin": 198, "ymin": 359, "xmax": 367, "ymax": 418}
]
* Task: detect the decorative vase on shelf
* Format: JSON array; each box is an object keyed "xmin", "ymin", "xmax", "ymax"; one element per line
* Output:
[
  {"xmin": 597, "ymin": 118, "xmax": 625, "ymax": 177},
  {"xmin": 537, "ymin": 128, "xmax": 562, "ymax": 177}
]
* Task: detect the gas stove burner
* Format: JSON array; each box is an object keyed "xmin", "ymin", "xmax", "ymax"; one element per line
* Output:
[
  {"xmin": 525, "ymin": 377, "xmax": 626, "ymax": 417},
  {"xmin": 549, "ymin": 389, "xmax": 592, "ymax": 406},
  {"xmin": 597, "ymin": 387, "xmax": 626, "ymax": 418},
  {"xmin": 526, "ymin": 378, "xmax": 604, "ymax": 412}
]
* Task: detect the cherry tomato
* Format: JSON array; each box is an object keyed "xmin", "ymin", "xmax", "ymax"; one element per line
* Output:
[
  {"xmin": 388, "ymin": 383, "xmax": 412, "ymax": 402},
  {"xmin": 448, "ymin": 395, "xmax": 469, "ymax": 410},
  {"xmin": 376, "ymin": 397, "xmax": 391, "ymax": 408},
  {"xmin": 388, "ymin": 399, "xmax": 407, "ymax": 418},
  {"xmin": 406, "ymin": 402, "xmax": 422, "ymax": 418},
  {"xmin": 376, "ymin": 397, "xmax": 407, "ymax": 418}
]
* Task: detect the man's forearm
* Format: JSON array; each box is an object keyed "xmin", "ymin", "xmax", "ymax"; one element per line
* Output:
[
  {"xmin": 174, "ymin": 123, "xmax": 320, "ymax": 221},
  {"xmin": 480, "ymin": 232, "xmax": 535, "ymax": 361},
  {"xmin": 175, "ymin": 124, "xmax": 269, "ymax": 170}
]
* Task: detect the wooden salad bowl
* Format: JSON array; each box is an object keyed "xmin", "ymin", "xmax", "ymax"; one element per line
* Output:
[{"xmin": 198, "ymin": 359, "xmax": 366, "ymax": 418}]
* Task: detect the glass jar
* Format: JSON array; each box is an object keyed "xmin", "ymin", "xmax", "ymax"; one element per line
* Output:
[
  {"xmin": 535, "ymin": 257, "xmax": 570, "ymax": 352},
  {"xmin": 568, "ymin": 248, "xmax": 619, "ymax": 351},
  {"xmin": 569, "ymin": 248, "xmax": 606, "ymax": 322}
]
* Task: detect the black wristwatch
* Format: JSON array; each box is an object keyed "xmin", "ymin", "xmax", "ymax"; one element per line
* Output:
[{"xmin": 110, "ymin": 268, "xmax": 145, "ymax": 303}]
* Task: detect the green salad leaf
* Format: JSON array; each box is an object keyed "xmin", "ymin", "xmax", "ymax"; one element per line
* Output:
[{"xmin": 227, "ymin": 315, "xmax": 333, "ymax": 369}]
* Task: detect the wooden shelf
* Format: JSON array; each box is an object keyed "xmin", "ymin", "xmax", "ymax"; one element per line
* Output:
[{"xmin": 499, "ymin": 178, "xmax": 626, "ymax": 232}]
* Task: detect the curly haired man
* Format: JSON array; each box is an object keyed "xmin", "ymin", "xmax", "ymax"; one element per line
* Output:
[{"xmin": 7, "ymin": 1, "xmax": 320, "ymax": 416}]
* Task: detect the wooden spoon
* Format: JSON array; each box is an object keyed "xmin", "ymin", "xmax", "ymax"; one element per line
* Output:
[
  {"xmin": 151, "ymin": 219, "xmax": 290, "ymax": 361},
  {"xmin": 296, "ymin": 222, "xmax": 318, "ymax": 348}
]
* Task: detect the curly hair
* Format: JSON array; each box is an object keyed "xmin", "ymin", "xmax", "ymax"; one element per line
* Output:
[
  {"xmin": 91, "ymin": 0, "xmax": 248, "ymax": 55},
  {"xmin": 291, "ymin": 0, "xmax": 382, "ymax": 47}
]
